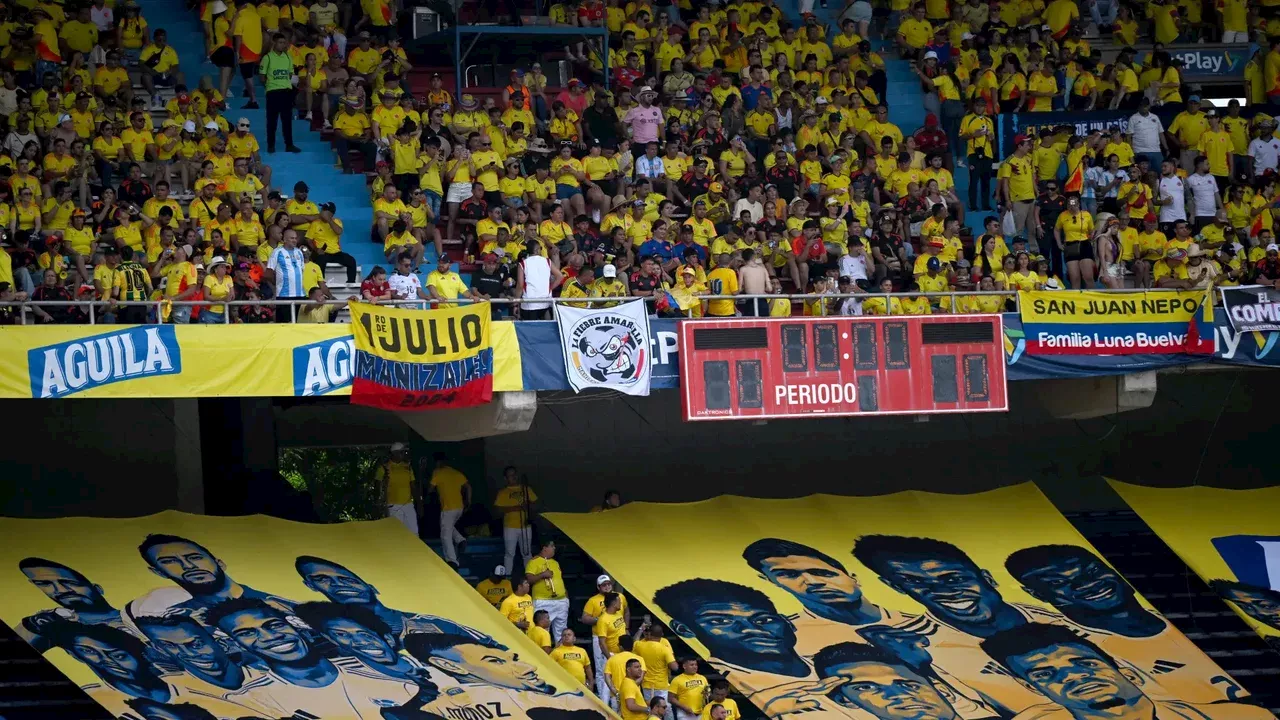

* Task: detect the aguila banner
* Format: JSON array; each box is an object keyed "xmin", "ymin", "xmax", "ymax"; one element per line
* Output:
[
  {"xmin": 1111, "ymin": 480, "xmax": 1280, "ymax": 654},
  {"xmin": 349, "ymin": 301, "xmax": 493, "ymax": 410},
  {"xmin": 547, "ymin": 484, "xmax": 1264, "ymax": 720},
  {"xmin": 1018, "ymin": 290, "xmax": 1214, "ymax": 355},
  {"xmin": 554, "ymin": 300, "xmax": 652, "ymax": 396},
  {"xmin": 1221, "ymin": 286, "xmax": 1280, "ymax": 333},
  {"xmin": 0, "ymin": 512, "xmax": 610, "ymax": 720}
]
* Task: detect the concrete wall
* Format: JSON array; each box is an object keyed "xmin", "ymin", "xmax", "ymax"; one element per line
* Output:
[
  {"xmin": 0, "ymin": 398, "xmax": 203, "ymax": 518},
  {"xmin": 484, "ymin": 372, "xmax": 1276, "ymax": 513}
]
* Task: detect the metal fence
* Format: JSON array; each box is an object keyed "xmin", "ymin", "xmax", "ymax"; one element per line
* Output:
[{"xmin": 0, "ymin": 288, "xmax": 1199, "ymax": 325}]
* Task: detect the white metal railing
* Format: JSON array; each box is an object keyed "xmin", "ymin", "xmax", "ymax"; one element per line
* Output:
[{"xmin": 0, "ymin": 288, "xmax": 1207, "ymax": 325}]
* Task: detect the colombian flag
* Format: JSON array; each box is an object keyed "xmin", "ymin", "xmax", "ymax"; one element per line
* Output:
[
  {"xmin": 1063, "ymin": 163, "xmax": 1084, "ymax": 194},
  {"xmin": 1250, "ymin": 212, "xmax": 1266, "ymax": 238},
  {"xmin": 349, "ymin": 301, "xmax": 494, "ymax": 411}
]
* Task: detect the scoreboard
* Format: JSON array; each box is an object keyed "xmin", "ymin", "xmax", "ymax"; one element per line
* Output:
[{"xmin": 679, "ymin": 315, "xmax": 1008, "ymax": 421}]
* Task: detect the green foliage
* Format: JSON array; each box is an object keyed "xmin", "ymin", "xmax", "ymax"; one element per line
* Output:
[{"xmin": 279, "ymin": 447, "xmax": 388, "ymax": 522}]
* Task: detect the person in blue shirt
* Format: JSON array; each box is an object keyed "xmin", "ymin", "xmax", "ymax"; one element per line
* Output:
[
  {"xmin": 674, "ymin": 225, "xmax": 708, "ymax": 266},
  {"xmin": 637, "ymin": 219, "xmax": 677, "ymax": 270},
  {"xmin": 267, "ymin": 227, "xmax": 307, "ymax": 321}
]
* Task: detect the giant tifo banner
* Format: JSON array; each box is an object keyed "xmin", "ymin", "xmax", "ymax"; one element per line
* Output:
[
  {"xmin": 349, "ymin": 302, "xmax": 494, "ymax": 410},
  {"xmin": 1018, "ymin": 290, "xmax": 1215, "ymax": 355},
  {"xmin": 547, "ymin": 484, "xmax": 1270, "ymax": 720},
  {"xmin": 1110, "ymin": 481, "xmax": 1280, "ymax": 653},
  {"xmin": 0, "ymin": 512, "xmax": 609, "ymax": 720}
]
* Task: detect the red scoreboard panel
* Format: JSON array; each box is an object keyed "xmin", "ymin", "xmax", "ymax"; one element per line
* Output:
[{"xmin": 679, "ymin": 315, "xmax": 1008, "ymax": 421}]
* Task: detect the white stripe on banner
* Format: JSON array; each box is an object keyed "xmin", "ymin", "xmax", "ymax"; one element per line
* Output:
[{"xmin": 554, "ymin": 300, "xmax": 653, "ymax": 396}]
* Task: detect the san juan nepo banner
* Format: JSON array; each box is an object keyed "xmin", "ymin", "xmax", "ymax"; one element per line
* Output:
[{"xmin": 1018, "ymin": 290, "xmax": 1215, "ymax": 355}]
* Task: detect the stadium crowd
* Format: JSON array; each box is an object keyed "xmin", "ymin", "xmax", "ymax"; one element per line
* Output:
[{"xmin": 0, "ymin": 0, "xmax": 1279, "ymax": 325}]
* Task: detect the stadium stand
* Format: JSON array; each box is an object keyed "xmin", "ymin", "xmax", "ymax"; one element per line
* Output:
[{"xmin": 0, "ymin": 0, "xmax": 1275, "ymax": 326}]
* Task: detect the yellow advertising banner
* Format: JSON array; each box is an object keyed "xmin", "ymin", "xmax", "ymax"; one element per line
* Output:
[
  {"xmin": 1110, "ymin": 480, "xmax": 1280, "ymax": 650},
  {"xmin": 0, "ymin": 513, "xmax": 611, "ymax": 720},
  {"xmin": 547, "ymin": 485, "xmax": 1269, "ymax": 720},
  {"xmin": 0, "ymin": 322, "xmax": 522, "ymax": 399}
]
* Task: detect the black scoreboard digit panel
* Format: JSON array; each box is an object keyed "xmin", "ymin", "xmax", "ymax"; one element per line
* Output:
[{"xmin": 679, "ymin": 315, "xmax": 1009, "ymax": 421}]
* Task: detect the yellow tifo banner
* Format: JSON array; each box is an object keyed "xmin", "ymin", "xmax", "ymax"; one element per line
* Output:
[
  {"xmin": 546, "ymin": 484, "xmax": 1264, "ymax": 720},
  {"xmin": 0, "ymin": 322, "xmax": 522, "ymax": 399},
  {"xmin": 1111, "ymin": 480, "xmax": 1280, "ymax": 649},
  {"xmin": 0, "ymin": 512, "xmax": 612, "ymax": 720}
]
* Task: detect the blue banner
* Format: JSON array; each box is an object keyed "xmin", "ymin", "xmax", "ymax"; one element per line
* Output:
[{"xmin": 511, "ymin": 314, "xmax": 1280, "ymax": 392}]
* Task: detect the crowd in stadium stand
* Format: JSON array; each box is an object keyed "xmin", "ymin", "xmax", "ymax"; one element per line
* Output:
[{"xmin": 0, "ymin": 0, "xmax": 1279, "ymax": 324}]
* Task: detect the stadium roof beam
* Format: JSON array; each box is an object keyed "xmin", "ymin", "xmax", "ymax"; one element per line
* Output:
[{"xmin": 454, "ymin": 24, "xmax": 610, "ymax": 101}]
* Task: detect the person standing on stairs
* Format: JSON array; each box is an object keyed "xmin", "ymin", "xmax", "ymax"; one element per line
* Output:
[
  {"xmin": 260, "ymin": 33, "xmax": 303, "ymax": 153},
  {"xmin": 233, "ymin": 1, "xmax": 264, "ymax": 110}
]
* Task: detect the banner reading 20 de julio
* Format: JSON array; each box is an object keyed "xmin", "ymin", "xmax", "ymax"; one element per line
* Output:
[
  {"xmin": 349, "ymin": 301, "xmax": 494, "ymax": 410},
  {"xmin": 1018, "ymin": 290, "xmax": 1214, "ymax": 355}
]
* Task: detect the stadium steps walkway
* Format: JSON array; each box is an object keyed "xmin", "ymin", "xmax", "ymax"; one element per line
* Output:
[
  {"xmin": 134, "ymin": 0, "xmax": 454, "ymax": 286},
  {"xmin": 0, "ymin": 622, "xmax": 111, "ymax": 720}
]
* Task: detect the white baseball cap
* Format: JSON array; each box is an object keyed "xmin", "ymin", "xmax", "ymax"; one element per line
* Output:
[
  {"xmin": 390, "ymin": 442, "xmax": 407, "ymax": 452},
  {"xmin": 923, "ymin": 51, "xmax": 939, "ymax": 60},
  {"xmin": 597, "ymin": 574, "xmax": 613, "ymax": 586},
  {"xmin": 495, "ymin": 565, "xmax": 508, "ymax": 576},
  {"xmin": 204, "ymin": 121, "xmax": 220, "ymax": 130},
  {"xmin": 602, "ymin": 264, "xmax": 617, "ymax": 278},
  {"xmin": 183, "ymin": 120, "xmax": 197, "ymax": 133}
]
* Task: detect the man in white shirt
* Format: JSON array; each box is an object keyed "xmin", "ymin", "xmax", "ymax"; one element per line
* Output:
[
  {"xmin": 1185, "ymin": 156, "xmax": 1221, "ymax": 231},
  {"xmin": 1156, "ymin": 160, "xmax": 1186, "ymax": 233},
  {"xmin": 635, "ymin": 141, "xmax": 665, "ymax": 180},
  {"xmin": 1248, "ymin": 119, "xmax": 1280, "ymax": 177},
  {"xmin": 836, "ymin": 276, "xmax": 864, "ymax": 316},
  {"xmin": 388, "ymin": 252, "xmax": 430, "ymax": 306},
  {"xmin": 838, "ymin": 242, "xmax": 872, "ymax": 287},
  {"xmin": 1127, "ymin": 98, "xmax": 1167, "ymax": 169},
  {"xmin": 733, "ymin": 184, "xmax": 765, "ymax": 224}
]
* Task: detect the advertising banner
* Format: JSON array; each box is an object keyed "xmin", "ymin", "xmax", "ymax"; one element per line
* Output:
[
  {"xmin": 349, "ymin": 301, "xmax": 494, "ymax": 410},
  {"xmin": 1017, "ymin": 290, "xmax": 1214, "ymax": 355},
  {"xmin": 1221, "ymin": 286, "xmax": 1280, "ymax": 333},
  {"xmin": 547, "ymin": 484, "xmax": 1255, "ymax": 720},
  {"xmin": 554, "ymin": 300, "xmax": 652, "ymax": 396},
  {"xmin": 1110, "ymin": 481, "xmax": 1280, "ymax": 653},
  {"xmin": 0, "ymin": 323, "xmax": 523, "ymax": 399},
  {"xmin": 0, "ymin": 512, "xmax": 611, "ymax": 720}
]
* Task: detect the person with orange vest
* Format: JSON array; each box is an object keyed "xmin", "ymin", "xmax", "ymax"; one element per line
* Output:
[{"xmin": 503, "ymin": 69, "xmax": 532, "ymax": 113}]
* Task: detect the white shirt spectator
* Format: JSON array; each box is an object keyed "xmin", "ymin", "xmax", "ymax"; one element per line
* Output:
[
  {"xmin": 267, "ymin": 245, "xmax": 306, "ymax": 298},
  {"xmin": 838, "ymin": 253, "xmax": 869, "ymax": 282},
  {"xmin": 734, "ymin": 198, "xmax": 764, "ymax": 223},
  {"xmin": 774, "ymin": 107, "xmax": 793, "ymax": 131},
  {"xmin": 388, "ymin": 271, "xmax": 422, "ymax": 300},
  {"xmin": 839, "ymin": 297, "xmax": 864, "ymax": 316},
  {"xmin": 5, "ymin": 130, "xmax": 37, "ymax": 158},
  {"xmin": 0, "ymin": 86, "xmax": 16, "ymax": 118},
  {"xmin": 1086, "ymin": 166, "xmax": 1122, "ymax": 199},
  {"xmin": 1157, "ymin": 176, "xmax": 1186, "ymax": 223},
  {"xmin": 1186, "ymin": 171, "xmax": 1219, "ymax": 218},
  {"xmin": 635, "ymin": 154, "xmax": 665, "ymax": 180},
  {"xmin": 91, "ymin": 4, "xmax": 114, "ymax": 32},
  {"xmin": 1127, "ymin": 111, "xmax": 1164, "ymax": 153},
  {"xmin": 521, "ymin": 255, "xmax": 553, "ymax": 310},
  {"xmin": 1249, "ymin": 136, "xmax": 1280, "ymax": 176}
]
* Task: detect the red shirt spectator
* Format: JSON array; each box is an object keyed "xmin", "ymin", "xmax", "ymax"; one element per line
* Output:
[
  {"xmin": 913, "ymin": 114, "xmax": 949, "ymax": 156},
  {"xmin": 577, "ymin": 0, "xmax": 604, "ymax": 24}
]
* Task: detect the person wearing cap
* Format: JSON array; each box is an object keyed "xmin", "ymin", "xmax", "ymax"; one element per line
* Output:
[
  {"xmin": 998, "ymin": 133, "xmax": 1039, "ymax": 250},
  {"xmin": 427, "ymin": 254, "xmax": 480, "ymax": 308},
  {"xmin": 332, "ymin": 94, "xmax": 376, "ymax": 175},
  {"xmin": 1168, "ymin": 97, "xmax": 1209, "ymax": 173},
  {"xmin": 1131, "ymin": 212, "xmax": 1166, "ymax": 287},
  {"xmin": 371, "ymin": 442, "xmax": 422, "ymax": 535},
  {"xmin": 477, "ymin": 566, "xmax": 514, "ymax": 610},
  {"xmin": 1153, "ymin": 245, "xmax": 1193, "ymax": 289},
  {"xmin": 258, "ymin": 32, "xmax": 302, "ymax": 153},
  {"xmin": 1247, "ymin": 119, "xmax": 1280, "ymax": 178},
  {"xmin": 200, "ymin": 255, "xmax": 235, "ymax": 324}
]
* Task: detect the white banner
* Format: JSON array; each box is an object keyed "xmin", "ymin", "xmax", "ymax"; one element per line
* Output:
[{"xmin": 554, "ymin": 300, "xmax": 653, "ymax": 396}]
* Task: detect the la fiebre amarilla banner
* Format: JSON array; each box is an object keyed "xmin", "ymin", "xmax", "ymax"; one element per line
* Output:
[
  {"xmin": 1018, "ymin": 290, "xmax": 1214, "ymax": 355},
  {"xmin": 349, "ymin": 301, "xmax": 494, "ymax": 411}
]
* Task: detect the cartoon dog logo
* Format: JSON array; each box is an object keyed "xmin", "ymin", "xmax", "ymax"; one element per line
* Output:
[{"xmin": 565, "ymin": 312, "xmax": 648, "ymax": 389}]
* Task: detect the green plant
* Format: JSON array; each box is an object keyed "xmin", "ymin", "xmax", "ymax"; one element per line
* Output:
[{"xmin": 279, "ymin": 447, "xmax": 388, "ymax": 522}]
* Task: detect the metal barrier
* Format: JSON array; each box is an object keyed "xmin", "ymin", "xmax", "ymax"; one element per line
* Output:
[{"xmin": 0, "ymin": 288, "xmax": 1201, "ymax": 325}]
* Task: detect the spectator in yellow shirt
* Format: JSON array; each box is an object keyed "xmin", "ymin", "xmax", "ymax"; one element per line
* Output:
[
  {"xmin": 526, "ymin": 539, "xmax": 569, "ymax": 643},
  {"xmin": 528, "ymin": 610, "xmax": 553, "ymax": 653},
  {"xmin": 427, "ymin": 452, "xmax": 471, "ymax": 567},
  {"xmin": 476, "ymin": 566, "xmax": 514, "ymax": 609},
  {"xmin": 551, "ymin": 629, "xmax": 594, "ymax": 689},
  {"xmin": 500, "ymin": 577, "xmax": 535, "ymax": 631},
  {"xmin": 493, "ymin": 466, "xmax": 538, "ymax": 574}
]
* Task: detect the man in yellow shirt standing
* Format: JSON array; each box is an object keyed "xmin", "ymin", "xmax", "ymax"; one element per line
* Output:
[
  {"xmin": 1168, "ymin": 96, "xmax": 1209, "ymax": 172},
  {"xmin": 500, "ymin": 577, "xmax": 535, "ymax": 632},
  {"xmin": 619, "ymin": 659, "xmax": 649, "ymax": 720},
  {"xmin": 493, "ymin": 465, "xmax": 537, "ymax": 574},
  {"xmin": 551, "ymin": 629, "xmax": 594, "ymax": 689},
  {"xmin": 526, "ymin": 539, "xmax": 569, "ymax": 644},
  {"xmin": 427, "ymin": 452, "xmax": 470, "ymax": 567},
  {"xmin": 634, "ymin": 622, "xmax": 678, "ymax": 710},
  {"xmin": 705, "ymin": 253, "xmax": 739, "ymax": 316},
  {"xmin": 592, "ymin": 592, "xmax": 627, "ymax": 703},
  {"xmin": 998, "ymin": 134, "xmax": 1039, "ymax": 252},
  {"xmin": 375, "ymin": 442, "xmax": 421, "ymax": 536},
  {"xmin": 668, "ymin": 658, "xmax": 709, "ymax": 720}
]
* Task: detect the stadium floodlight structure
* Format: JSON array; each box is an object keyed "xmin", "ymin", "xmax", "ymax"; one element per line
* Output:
[{"xmin": 454, "ymin": 24, "xmax": 611, "ymax": 103}]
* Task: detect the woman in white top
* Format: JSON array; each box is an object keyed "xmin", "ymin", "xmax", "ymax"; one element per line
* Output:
[{"xmin": 517, "ymin": 241, "xmax": 563, "ymax": 320}]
